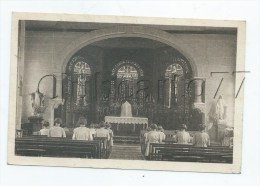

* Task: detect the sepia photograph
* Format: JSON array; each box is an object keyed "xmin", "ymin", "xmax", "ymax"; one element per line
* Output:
[{"xmin": 7, "ymin": 12, "xmax": 245, "ymax": 173}]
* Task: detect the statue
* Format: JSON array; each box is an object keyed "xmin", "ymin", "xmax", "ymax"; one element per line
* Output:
[
  {"xmin": 207, "ymin": 95, "xmax": 228, "ymax": 141},
  {"xmin": 208, "ymin": 95, "xmax": 227, "ymax": 124},
  {"xmin": 31, "ymin": 89, "xmax": 45, "ymax": 116},
  {"xmin": 120, "ymin": 101, "xmax": 133, "ymax": 117},
  {"xmin": 215, "ymin": 95, "xmax": 227, "ymax": 121}
]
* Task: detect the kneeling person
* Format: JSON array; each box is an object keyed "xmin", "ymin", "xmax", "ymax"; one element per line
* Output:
[
  {"xmin": 72, "ymin": 117, "xmax": 92, "ymax": 141},
  {"xmin": 176, "ymin": 124, "xmax": 191, "ymax": 144},
  {"xmin": 95, "ymin": 122, "xmax": 110, "ymax": 140},
  {"xmin": 49, "ymin": 118, "xmax": 66, "ymax": 138},
  {"xmin": 193, "ymin": 124, "xmax": 210, "ymax": 147},
  {"xmin": 39, "ymin": 121, "xmax": 50, "ymax": 137}
]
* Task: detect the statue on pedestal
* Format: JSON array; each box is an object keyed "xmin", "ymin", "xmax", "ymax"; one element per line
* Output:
[
  {"xmin": 31, "ymin": 89, "xmax": 45, "ymax": 116},
  {"xmin": 215, "ymin": 95, "xmax": 227, "ymax": 123},
  {"xmin": 208, "ymin": 95, "xmax": 227, "ymax": 125},
  {"xmin": 208, "ymin": 95, "xmax": 228, "ymax": 141}
]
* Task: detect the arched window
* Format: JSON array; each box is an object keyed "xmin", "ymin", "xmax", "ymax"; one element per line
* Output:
[
  {"xmin": 164, "ymin": 64, "xmax": 184, "ymax": 107},
  {"xmin": 108, "ymin": 61, "xmax": 145, "ymax": 116},
  {"xmin": 73, "ymin": 61, "xmax": 91, "ymax": 106},
  {"xmin": 116, "ymin": 65, "xmax": 139, "ymax": 101},
  {"xmin": 63, "ymin": 56, "xmax": 93, "ymax": 126}
]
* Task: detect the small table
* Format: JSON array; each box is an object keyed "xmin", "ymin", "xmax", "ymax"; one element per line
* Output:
[{"xmin": 104, "ymin": 116, "xmax": 148, "ymax": 134}]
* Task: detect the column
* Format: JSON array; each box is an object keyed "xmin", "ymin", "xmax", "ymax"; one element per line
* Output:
[
  {"xmin": 192, "ymin": 77, "xmax": 206, "ymax": 124},
  {"xmin": 16, "ymin": 21, "xmax": 26, "ymax": 130},
  {"xmin": 193, "ymin": 78, "xmax": 204, "ymax": 103},
  {"xmin": 56, "ymin": 73, "xmax": 63, "ymax": 98},
  {"xmin": 45, "ymin": 97, "xmax": 64, "ymax": 126}
]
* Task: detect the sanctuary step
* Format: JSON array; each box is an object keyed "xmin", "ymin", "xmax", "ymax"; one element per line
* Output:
[
  {"xmin": 109, "ymin": 144, "xmax": 144, "ymax": 160},
  {"xmin": 113, "ymin": 136, "xmax": 140, "ymax": 144}
]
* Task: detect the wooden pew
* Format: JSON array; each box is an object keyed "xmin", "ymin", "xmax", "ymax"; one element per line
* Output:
[
  {"xmin": 16, "ymin": 138, "xmax": 99, "ymax": 158},
  {"xmin": 148, "ymin": 143, "xmax": 233, "ymax": 163},
  {"xmin": 15, "ymin": 137, "xmax": 107, "ymax": 159},
  {"xmin": 93, "ymin": 137, "xmax": 112, "ymax": 158}
]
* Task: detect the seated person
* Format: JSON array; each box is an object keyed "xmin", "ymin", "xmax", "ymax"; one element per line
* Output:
[
  {"xmin": 172, "ymin": 130, "xmax": 178, "ymax": 142},
  {"xmin": 176, "ymin": 124, "xmax": 191, "ymax": 144},
  {"xmin": 157, "ymin": 125, "xmax": 166, "ymax": 142},
  {"xmin": 89, "ymin": 123, "xmax": 97, "ymax": 140},
  {"xmin": 193, "ymin": 124, "xmax": 210, "ymax": 147},
  {"xmin": 39, "ymin": 121, "xmax": 50, "ymax": 137},
  {"xmin": 72, "ymin": 117, "xmax": 92, "ymax": 140},
  {"xmin": 221, "ymin": 127, "xmax": 234, "ymax": 147},
  {"xmin": 95, "ymin": 122, "xmax": 110, "ymax": 149},
  {"xmin": 142, "ymin": 127, "xmax": 151, "ymax": 154},
  {"xmin": 95, "ymin": 122, "xmax": 110, "ymax": 140},
  {"xmin": 49, "ymin": 118, "xmax": 66, "ymax": 138},
  {"xmin": 144, "ymin": 127, "xmax": 152, "ymax": 144},
  {"xmin": 61, "ymin": 124, "xmax": 71, "ymax": 138},
  {"xmin": 145, "ymin": 124, "xmax": 162, "ymax": 157}
]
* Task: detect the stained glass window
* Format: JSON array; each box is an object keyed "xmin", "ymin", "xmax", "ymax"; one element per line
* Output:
[
  {"xmin": 116, "ymin": 65, "xmax": 139, "ymax": 101},
  {"xmin": 117, "ymin": 65, "xmax": 138, "ymax": 80},
  {"xmin": 164, "ymin": 64, "xmax": 184, "ymax": 107},
  {"xmin": 74, "ymin": 61, "xmax": 91, "ymax": 75},
  {"xmin": 165, "ymin": 64, "xmax": 183, "ymax": 78},
  {"xmin": 74, "ymin": 61, "xmax": 91, "ymax": 106}
]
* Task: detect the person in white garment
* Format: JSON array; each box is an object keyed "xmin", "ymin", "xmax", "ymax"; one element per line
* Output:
[
  {"xmin": 144, "ymin": 127, "xmax": 152, "ymax": 143},
  {"xmin": 176, "ymin": 124, "xmax": 191, "ymax": 144},
  {"xmin": 141, "ymin": 127, "xmax": 152, "ymax": 154},
  {"xmin": 145, "ymin": 124, "xmax": 161, "ymax": 158},
  {"xmin": 95, "ymin": 122, "xmax": 110, "ymax": 151},
  {"xmin": 95, "ymin": 122, "xmax": 110, "ymax": 140},
  {"xmin": 105, "ymin": 123, "xmax": 114, "ymax": 147},
  {"xmin": 39, "ymin": 121, "xmax": 50, "ymax": 137},
  {"xmin": 89, "ymin": 123, "xmax": 96, "ymax": 140},
  {"xmin": 49, "ymin": 118, "xmax": 66, "ymax": 138},
  {"xmin": 72, "ymin": 117, "xmax": 92, "ymax": 140},
  {"xmin": 193, "ymin": 124, "xmax": 210, "ymax": 147},
  {"xmin": 157, "ymin": 125, "xmax": 166, "ymax": 142}
]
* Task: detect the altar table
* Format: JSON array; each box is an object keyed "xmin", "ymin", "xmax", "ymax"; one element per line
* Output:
[{"xmin": 104, "ymin": 116, "xmax": 148, "ymax": 133}]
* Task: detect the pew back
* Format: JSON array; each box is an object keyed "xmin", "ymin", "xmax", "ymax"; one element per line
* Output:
[
  {"xmin": 15, "ymin": 137, "xmax": 109, "ymax": 159},
  {"xmin": 148, "ymin": 143, "xmax": 233, "ymax": 163}
]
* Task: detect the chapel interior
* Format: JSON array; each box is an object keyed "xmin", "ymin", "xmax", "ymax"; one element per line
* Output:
[{"xmin": 15, "ymin": 19, "xmax": 237, "ymax": 161}]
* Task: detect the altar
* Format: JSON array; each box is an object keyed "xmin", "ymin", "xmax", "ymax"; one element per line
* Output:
[
  {"xmin": 104, "ymin": 101, "xmax": 148, "ymax": 136},
  {"xmin": 105, "ymin": 116, "xmax": 148, "ymax": 135}
]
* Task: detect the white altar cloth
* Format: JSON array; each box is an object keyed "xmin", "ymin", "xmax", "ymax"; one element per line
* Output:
[
  {"xmin": 104, "ymin": 116, "xmax": 148, "ymax": 132},
  {"xmin": 105, "ymin": 116, "xmax": 148, "ymax": 124}
]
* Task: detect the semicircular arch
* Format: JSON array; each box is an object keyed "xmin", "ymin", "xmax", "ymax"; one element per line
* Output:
[{"xmin": 60, "ymin": 25, "xmax": 198, "ymax": 77}]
